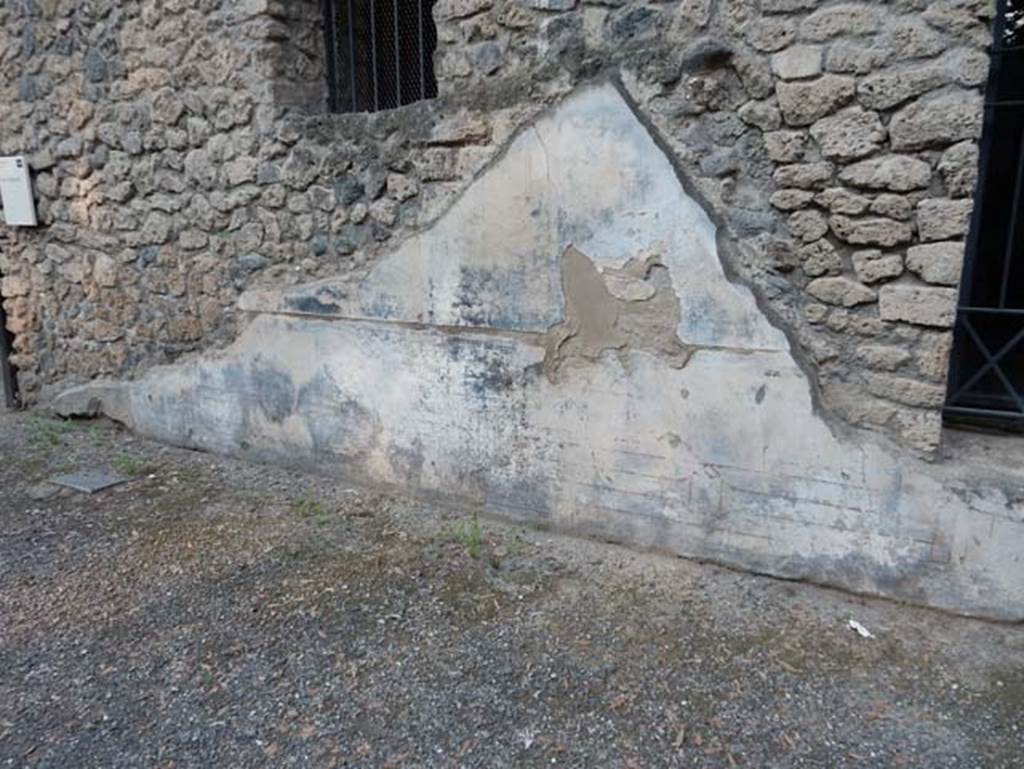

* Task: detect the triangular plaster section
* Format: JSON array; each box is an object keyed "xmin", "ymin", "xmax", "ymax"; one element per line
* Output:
[
  {"xmin": 240, "ymin": 84, "xmax": 788, "ymax": 353},
  {"xmin": 55, "ymin": 83, "xmax": 1024, "ymax": 620}
]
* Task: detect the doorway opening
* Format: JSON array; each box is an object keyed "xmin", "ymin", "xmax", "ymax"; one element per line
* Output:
[{"xmin": 0, "ymin": 299, "xmax": 18, "ymax": 409}]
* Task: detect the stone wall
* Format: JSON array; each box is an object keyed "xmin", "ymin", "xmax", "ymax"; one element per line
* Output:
[{"xmin": 0, "ymin": 0, "xmax": 996, "ymax": 455}]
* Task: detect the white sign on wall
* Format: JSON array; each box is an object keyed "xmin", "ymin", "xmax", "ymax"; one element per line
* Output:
[{"xmin": 0, "ymin": 156, "xmax": 38, "ymax": 227}]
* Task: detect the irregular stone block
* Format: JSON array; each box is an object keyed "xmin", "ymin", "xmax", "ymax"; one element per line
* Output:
[
  {"xmin": 879, "ymin": 285, "xmax": 957, "ymax": 327},
  {"xmin": 761, "ymin": 0, "xmax": 819, "ymax": 11},
  {"xmin": 745, "ymin": 18, "xmax": 797, "ymax": 52},
  {"xmin": 435, "ymin": 0, "xmax": 493, "ymax": 20},
  {"xmin": 776, "ymin": 75, "xmax": 855, "ymax": 126},
  {"xmin": 852, "ymin": 249, "xmax": 903, "ymax": 284},
  {"xmin": 883, "ymin": 17, "xmax": 946, "ymax": 60},
  {"xmin": 856, "ymin": 65, "xmax": 946, "ymax": 111},
  {"xmin": 944, "ymin": 48, "xmax": 991, "ymax": 88},
  {"xmin": 92, "ymin": 253, "xmax": 119, "ymax": 288},
  {"xmin": 806, "ymin": 276, "xmax": 877, "ymax": 306},
  {"xmin": 839, "ymin": 155, "xmax": 931, "ymax": 192},
  {"xmin": 867, "ymin": 373, "xmax": 946, "ymax": 407},
  {"xmin": 906, "ymin": 241, "xmax": 964, "ymax": 285},
  {"xmin": 915, "ymin": 332, "xmax": 954, "ymax": 381},
  {"xmin": 428, "ymin": 114, "xmax": 491, "ymax": 145},
  {"xmin": 770, "ymin": 189, "xmax": 815, "ymax": 211},
  {"xmin": 801, "ymin": 3, "xmax": 880, "ymax": 41},
  {"xmin": 870, "ymin": 194, "xmax": 912, "ymax": 221},
  {"xmin": 738, "ymin": 100, "xmax": 782, "ymax": 131},
  {"xmin": 799, "ymin": 239, "xmax": 843, "ymax": 277},
  {"xmin": 674, "ymin": 0, "xmax": 713, "ymax": 28},
  {"xmin": 814, "ymin": 187, "xmax": 869, "ymax": 215},
  {"xmin": 1, "ymin": 274, "xmax": 31, "ymax": 297},
  {"xmin": 788, "ymin": 209, "xmax": 829, "ymax": 242},
  {"xmin": 809, "ymin": 107, "xmax": 885, "ymax": 161},
  {"xmin": 772, "ymin": 161, "xmax": 834, "ymax": 189},
  {"xmin": 938, "ymin": 141, "xmax": 979, "ymax": 198},
  {"xmin": 763, "ymin": 130, "xmax": 809, "ymax": 162},
  {"xmin": 825, "ymin": 42, "xmax": 891, "ymax": 74},
  {"xmin": 770, "ymin": 45, "xmax": 823, "ymax": 80},
  {"xmin": 889, "ymin": 91, "xmax": 983, "ymax": 151},
  {"xmin": 857, "ymin": 344, "xmax": 911, "ymax": 370},
  {"xmin": 917, "ymin": 198, "xmax": 973, "ymax": 242},
  {"xmin": 830, "ymin": 215, "xmax": 913, "ymax": 247}
]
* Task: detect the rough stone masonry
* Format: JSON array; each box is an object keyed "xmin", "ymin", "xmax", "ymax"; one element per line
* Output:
[{"xmin": 4, "ymin": 0, "xmax": 1023, "ymax": 619}]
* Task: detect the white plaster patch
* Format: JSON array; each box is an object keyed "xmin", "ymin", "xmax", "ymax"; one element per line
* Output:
[{"xmin": 241, "ymin": 84, "xmax": 788, "ymax": 352}]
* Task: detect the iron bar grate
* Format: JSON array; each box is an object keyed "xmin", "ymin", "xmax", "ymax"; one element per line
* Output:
[{"xmin": 322, "ymin": 0, "xmax": 438, "ymax": 114}]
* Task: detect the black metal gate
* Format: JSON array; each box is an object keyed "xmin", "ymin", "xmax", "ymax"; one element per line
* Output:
[
  {"xmin": 944, "ymin": 0, "xmax": 1024, "ymax": 427},
  {"xmin": 321, "ymin": 0, "xmax": 438, "ymax": 114}
]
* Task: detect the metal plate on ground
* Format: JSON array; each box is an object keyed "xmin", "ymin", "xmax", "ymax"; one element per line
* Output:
[{"xmin": 48, "ymin": 471, "xmax": 127, "ymax": 494}]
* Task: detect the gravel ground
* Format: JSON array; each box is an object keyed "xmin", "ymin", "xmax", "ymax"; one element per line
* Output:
[{"xmin": 1, "ymin": 410, "xmax": 1022, "ymax": 768}]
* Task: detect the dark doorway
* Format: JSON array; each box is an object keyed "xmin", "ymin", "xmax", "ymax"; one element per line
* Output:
[
  {"xmin": 0, "ymin": 300, "xmax": 17, "ymax": 410},
  {"xmin": 944, "ymin": 0, "xmax": 1024, "ymax": 428}
]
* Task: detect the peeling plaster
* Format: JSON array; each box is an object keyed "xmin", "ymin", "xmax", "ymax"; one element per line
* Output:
[{"xmin": 543, "ymin": 246, "xmax": 692, "ymax": 381}]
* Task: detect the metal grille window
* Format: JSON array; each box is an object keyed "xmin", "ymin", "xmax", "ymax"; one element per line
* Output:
[
  {"xmin": 322, "ymin": 0, "xmax": 438, "ymax": 114},
  {"xmin": 945, "ymin": 0, "xmax": 1024, "ymax": 427}
]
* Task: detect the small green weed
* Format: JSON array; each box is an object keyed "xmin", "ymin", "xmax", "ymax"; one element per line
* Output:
[
  {"xmin": 446, "ymin": 512, "xmax": 483, "ymax": 559},
  {"xmin": 292, "ymin": 496, "xmax": 330, "ymax": 525},
  {"xmin": 87, "ymin": 423, "xmax": 111, "ymax": 448},
  {"xmin": 113, "ymin": 453, "xmax": 149, "ymax": 476},
  {"xmin": 29, "ymin": 416, "xmax": 73, "ymax": 449}
]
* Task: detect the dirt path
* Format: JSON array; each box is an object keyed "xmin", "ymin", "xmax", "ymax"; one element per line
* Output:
[{"xmin": 1, "ymin": 411, "xmax": 1022, "ymax": 768}]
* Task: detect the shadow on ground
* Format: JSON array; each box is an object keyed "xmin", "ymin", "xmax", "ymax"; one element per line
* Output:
[{"xmin": 1, "ymin": 411, "xmax": 1022, "ymax": 768}]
